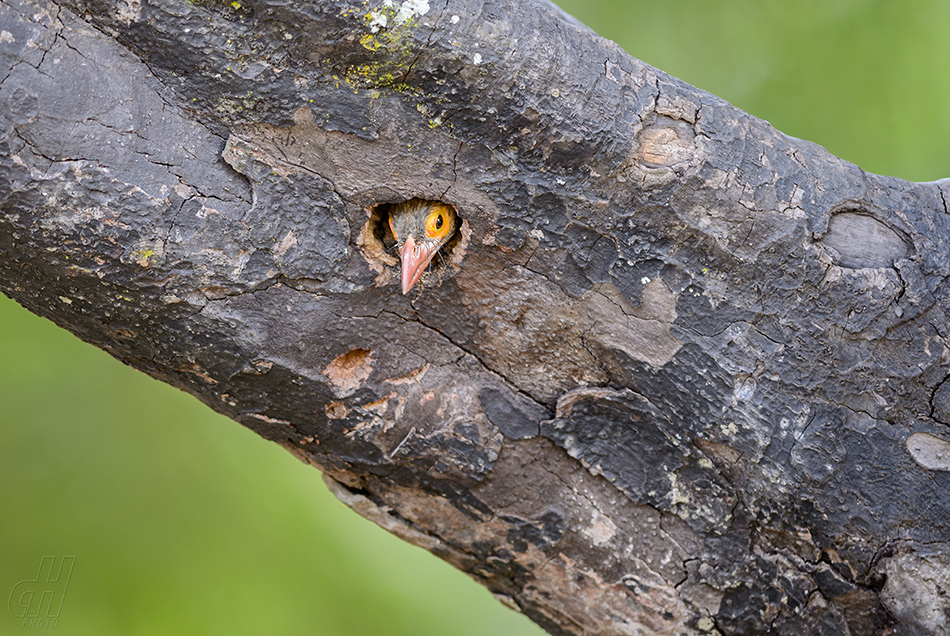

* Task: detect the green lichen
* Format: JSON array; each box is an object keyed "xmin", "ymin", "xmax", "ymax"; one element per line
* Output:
[
  {"xmin": 188, "ymin": 0, "xmax": 247, "ymax": 16},
  {"xmin": 345, "ymin": 61, "xmax": 417, "ymax": 94},
  {"xmin": 214, "ymin": 90, "xmax": 260, "ymax": 119},
  {"xmin": 340, "ymin": 1, "xmax": 428, "ymax": 93},
  {"xmin": 324, "ymin": 2, "xmax": 455, "ymax": 131}
]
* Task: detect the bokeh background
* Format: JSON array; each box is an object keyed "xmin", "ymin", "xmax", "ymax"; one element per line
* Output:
[{"xmin": 2, "ymin": 1, "xmax": 948, "ymax": 634}]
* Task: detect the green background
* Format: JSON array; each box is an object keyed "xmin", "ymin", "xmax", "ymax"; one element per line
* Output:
[{"xmin": 2, "ymin": 2, "xmax": 947, "ymax": 634}]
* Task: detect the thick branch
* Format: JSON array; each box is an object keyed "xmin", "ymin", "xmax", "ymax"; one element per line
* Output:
[{"xmin": 2, "ymin": 0, "xmax": 949, "ymax": 634}]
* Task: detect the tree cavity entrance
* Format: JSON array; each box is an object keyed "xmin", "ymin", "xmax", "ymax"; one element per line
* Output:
[{"xmin": 358, "ymin": 199, "xmax": 466, "ymax": 290}]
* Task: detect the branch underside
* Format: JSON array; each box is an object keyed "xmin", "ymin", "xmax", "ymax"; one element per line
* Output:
[{"xmin": 1, "ymin": 0, "xmax": 949, "ymax": 634}]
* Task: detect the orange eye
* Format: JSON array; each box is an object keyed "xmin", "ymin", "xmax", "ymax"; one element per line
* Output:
[{"xmin": 425, "ymin": 207, "xmax": 452, "ymax": 239}]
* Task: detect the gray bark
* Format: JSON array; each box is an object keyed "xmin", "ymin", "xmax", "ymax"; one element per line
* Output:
[{"xmin": 2, "ymin": 0, "xmax": 949, "ymax": 633}]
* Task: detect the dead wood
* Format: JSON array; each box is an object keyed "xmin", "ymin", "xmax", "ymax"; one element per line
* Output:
[{"xmin": 2, "ymin": 0, "xmax": 950, "ymax": 633}]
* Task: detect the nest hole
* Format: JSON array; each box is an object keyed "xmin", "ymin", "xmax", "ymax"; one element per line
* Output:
[{"xmin": 360, "ymin": 199, "xmax": 466, "ymax": 288}]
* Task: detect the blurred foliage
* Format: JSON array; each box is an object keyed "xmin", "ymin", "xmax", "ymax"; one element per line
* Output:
[
  {"xmin": 558, "ymin": 0, "xmax": 950, "ymax": 182},
  {"xmin": 0, "ymin": 299, "xmax": 541, "ymax": 635},
  {"xmin": 2, "ymin": 2, "xmax": 947, "ymax": 635}
]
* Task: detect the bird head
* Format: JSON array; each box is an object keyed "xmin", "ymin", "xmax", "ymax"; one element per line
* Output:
[{"xmin": 388, "ymin": 199, "xmax": 458, "ymax": 294}]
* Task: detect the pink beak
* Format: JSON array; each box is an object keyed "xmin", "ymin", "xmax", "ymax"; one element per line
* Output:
[{"xmin": 398, "ymin": 235, "xmax": 440, "ymax": 294}]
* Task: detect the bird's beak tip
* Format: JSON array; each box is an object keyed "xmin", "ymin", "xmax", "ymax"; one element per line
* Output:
[{"xmin": 398, "ymin": 235, "xmax": 435, "ymax": 295}]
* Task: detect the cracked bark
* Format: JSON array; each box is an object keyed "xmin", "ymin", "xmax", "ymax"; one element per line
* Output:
[{"xmin": 2, "ymin": 0, "xmax": 950, "ymax": 634}]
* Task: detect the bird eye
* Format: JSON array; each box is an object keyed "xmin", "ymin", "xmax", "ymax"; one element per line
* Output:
[{"xmin": 425, "ymin": 207, "xmax": 453, "ymax": 239}]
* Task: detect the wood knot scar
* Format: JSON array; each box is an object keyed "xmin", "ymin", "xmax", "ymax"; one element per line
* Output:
[{"xmin": 637, "ymin": 118, "xmax": 696, "ymax": 167}]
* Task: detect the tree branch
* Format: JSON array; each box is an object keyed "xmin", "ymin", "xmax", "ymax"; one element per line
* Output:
[{"xmin": 2, "ymin": 0, "xmax": 949, "ymax": 633}]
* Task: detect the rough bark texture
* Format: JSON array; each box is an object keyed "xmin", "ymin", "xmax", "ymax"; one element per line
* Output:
[{"xmin": 2, "ymin": 0, "xmax": 950, "ymax": 634}]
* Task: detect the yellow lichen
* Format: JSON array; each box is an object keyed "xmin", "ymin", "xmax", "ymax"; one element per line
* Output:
[
  {"xmin": 133, "ymin": 248, "xmax": 155, "ymax": 265},
  {"xmin": 329, "ymin": 1, "xmax": 453, "ymax": 131},
  {"xmin": 339, "ymin": 1, "xmax": 428, "ymax": 92},
  {"xmin": 214, "ymin": 91, "xmax": 260, "ymax": 118},
  {"xmin": 359, "ymin": 34, "xmax": 382, "ymax": 51}
]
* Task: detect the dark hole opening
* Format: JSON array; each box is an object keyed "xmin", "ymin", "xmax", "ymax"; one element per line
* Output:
[{"xmin": 363, "ymin": 199, "xmax": 464, "ymax": 281}]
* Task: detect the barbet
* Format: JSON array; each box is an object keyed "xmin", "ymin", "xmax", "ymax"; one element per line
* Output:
[{"xmin": 388, "ymin": 199, "xmax": 459, "ymax": 294}]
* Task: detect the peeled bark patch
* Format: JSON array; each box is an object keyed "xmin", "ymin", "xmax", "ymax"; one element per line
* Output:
[
  {"xmin": 906, "ymin": 432, "xmax": 950, "ymax": 471},
  {"xmin": 820, "ymin": 211, "xmax": 910, "ymax": 269},
  {"xmin": 880, "ymin": 551, "xmax": 950, "ymax": 634},
  {"xmin": 323, "ymin": 348, "xmax": 375, "ymax": 398}
]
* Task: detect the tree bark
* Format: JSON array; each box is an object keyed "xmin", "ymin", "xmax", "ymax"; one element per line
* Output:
[{"xmin": 2, "ymin": 0, "xmax": 949, "ymax": 634}]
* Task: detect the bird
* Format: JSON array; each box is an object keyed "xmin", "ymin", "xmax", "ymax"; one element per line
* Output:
[{"xmin": 388, "ymin": 199, "xmax": 458, "ymax": 294}]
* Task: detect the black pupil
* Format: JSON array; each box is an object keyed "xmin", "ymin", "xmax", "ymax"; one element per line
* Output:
[{"xmin": 435, "ymin": 214, "xmax": 444, "ymax": 230}]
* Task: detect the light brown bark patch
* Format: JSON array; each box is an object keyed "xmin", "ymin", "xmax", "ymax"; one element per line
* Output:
[
  {"xmin": 323, "ymin": 348, "xmax": 374, "ymax": 397},
  {"xmin": 637, "ymin": 118, "xmax": 696, "ymax": 166}
]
